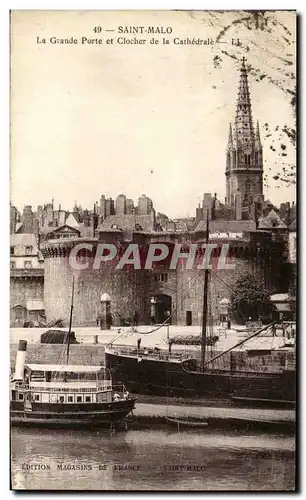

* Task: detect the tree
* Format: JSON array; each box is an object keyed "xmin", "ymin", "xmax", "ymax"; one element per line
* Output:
[{"xmin": 230, "ymin": 274, "xmax": 275, "ymax": 324}]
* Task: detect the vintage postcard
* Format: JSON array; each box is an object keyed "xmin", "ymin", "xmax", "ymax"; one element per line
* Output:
[{"xmin": 10, "ymin": 10, "xmax": 296, "ymax": 491}]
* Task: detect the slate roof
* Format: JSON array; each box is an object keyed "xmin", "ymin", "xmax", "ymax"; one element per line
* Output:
[
  {"xmin": 38, "ymin": 226, "xmax": 55, "ymax": 236},
  {"xmin": 194, "ymin": 219, "xmax": 256, "ymax": 233},
  {"xmin": 10, "ymin": 233, "xmax": 37, "ymax": 248},
  {"xmin": 66, "ymin": 213, "xmax": 81, "ymax": 227},
  {"xmin": 98, "ymin": 213, "xmax": 155, "ymax": 232},
  {"xmin": 289, "ymin": 218, "xmax": 296, "ymax": 231},
  {"xmin": 258, "ymin": 209, "xmax": 287, "ymax": 229}
]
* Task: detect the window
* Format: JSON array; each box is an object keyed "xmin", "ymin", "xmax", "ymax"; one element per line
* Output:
[
  {"xmin": 18, "ymin": 393, "xmax": 24, "ymax": 401},
  {"xmin": 24, "ymin": 261, "xmax": 32, "ymax": 269},
  {"xmin": 14, "ymin": 307, "xmax": 24, "ymax": 320},
  {"xmin": 25, "ymin": 246, "xmax": 33, "ymax": 255},
  {"xmin": 85, "ymin": 395, "xmax": 91, "ymax": 403},
  {"xmin": 10, "ymin": 246, "xmax": 14, "ymax": 255},
  {"xmin": 67, "ymin": 395, "xmax": 74, "ymax": 403},
  {"xmin": 76, "ymin": 395, "xmax": 82, "ymax": 403},
  {"xmin": 10, "ymin": 261, "xmax": 16, "ymax": 269},
  {"xmin": 154, "ymin": 273, "xmax": 168, "ymax": 283},
  {"xmin": 34, "ymin": 394, "xmax": 40, "ymax": 402},
  {"xmin": 59, "ymin": 396, "xmax": 65, "ymax": 403}
]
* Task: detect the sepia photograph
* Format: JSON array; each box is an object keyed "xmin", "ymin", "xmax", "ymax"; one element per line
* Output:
[{"xmin": 10, "ymin": 9, "xmax": 296, "ymax": 491}]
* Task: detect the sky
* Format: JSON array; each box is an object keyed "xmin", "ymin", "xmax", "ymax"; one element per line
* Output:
[{"xmin": 10, "ymin": 10, "xmax": 296, "ymax": 218}]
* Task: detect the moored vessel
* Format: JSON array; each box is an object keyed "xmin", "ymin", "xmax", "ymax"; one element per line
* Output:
[
  {"xmin": 11, "ymin": 339, "xmax": 136, "ymax": 428},
  {"xmin": 104, "ymin": 326, "xmax": 296, "ymax": 408},
  {"xmin": 105, "ymin": 216, "xmax": 296, "ymax": 409},
  {"xmin": 11, "ymin": 276, "xmax": 136, "ymax": 428}
]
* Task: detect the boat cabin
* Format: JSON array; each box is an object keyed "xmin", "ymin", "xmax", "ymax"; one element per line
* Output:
[{"xmin": 12, "ymin": 363, "xmax": 122, "ymax": 405}]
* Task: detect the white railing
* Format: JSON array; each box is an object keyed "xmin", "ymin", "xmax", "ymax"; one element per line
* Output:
[{"xmin": 27, "ymin": 380, "xmax": 113, "ymax": 393}]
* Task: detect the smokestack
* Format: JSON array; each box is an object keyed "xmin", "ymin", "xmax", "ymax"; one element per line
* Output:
[{"xmin": 14, "ymin": 340, "xmax": 27, "ymax": 380}]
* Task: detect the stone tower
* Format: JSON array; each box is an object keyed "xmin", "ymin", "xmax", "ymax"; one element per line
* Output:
[{"xmin": 225, "ymin": 57, "xmax": 263, "ymax": 211}]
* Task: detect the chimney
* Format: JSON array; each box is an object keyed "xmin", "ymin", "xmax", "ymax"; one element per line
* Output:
[
  {"xmin": 14, "ymin": 340, "xmax": 27, "ymax": 380},
  {"xmin": 22, "ymin": 206, "xmax": 34, "ymax": 233},
  {"xmin": 235, "ymin": 192, "xmax": 242, "ymax": 221}
]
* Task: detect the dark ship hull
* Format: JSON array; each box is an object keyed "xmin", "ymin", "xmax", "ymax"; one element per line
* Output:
[
  {"xmin": 10, "ymin": 398, "xmax": 136, "ymax": 428},
  {"xmin": 105, "ymin": 349, "xmax": 295, "ymax": 408}
]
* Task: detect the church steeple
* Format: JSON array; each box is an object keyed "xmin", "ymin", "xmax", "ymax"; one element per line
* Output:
[
  {"xmin": 234, "ymin": 56, "xmax": 255, "ymax": 150},
  {"xmin": 255, "ymin": 120, "xmax": 262, "ymax": 148},
  {"xmin": 227, "ymin": 122, "xmax": 234, "ymax": 150},
  {"xmin": 225, "ymin": 58, "xmax": 263, "ymax": 209}
]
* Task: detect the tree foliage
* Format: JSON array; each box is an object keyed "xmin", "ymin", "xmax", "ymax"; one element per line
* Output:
[{"xmin": 230, "ymin": 274, "xmax": 275, "ymax": 323}]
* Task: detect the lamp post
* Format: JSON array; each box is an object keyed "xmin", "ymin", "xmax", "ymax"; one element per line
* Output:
[
  {"xmin": 100, "ymin": 293, "xmax": 112, "ymax": 330},
  {"xmin": 219, "ymin": 298, "xmax": 230, "ymax": 337},
  {"xmin": 150, "ymin": 296, "xmax": 156, "ymax": 324}
]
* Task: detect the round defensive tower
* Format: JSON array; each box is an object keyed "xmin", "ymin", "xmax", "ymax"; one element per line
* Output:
[
  {"xmin": 41, "ymin": 230, "xmax": 288, "ymax": 327},
  {"xmin": 41, "ymin": 232, "xmax": 151, "ymax": 327}
]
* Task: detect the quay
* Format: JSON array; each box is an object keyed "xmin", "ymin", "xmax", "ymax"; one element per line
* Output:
[{"xmin": 10, "ymin": 326, "xmax": 295, "ymax": 431}]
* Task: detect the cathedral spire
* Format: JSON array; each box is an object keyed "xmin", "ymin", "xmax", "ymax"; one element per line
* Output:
[
  {"xmin": 234, "ymin": 57, "xmax": 255, "ymax": 149},
  {"xmin": 227, "ymin": 122, "xmax": 234, "ymax": 150},
  {"xmin": 255, "ymin": 120, "xmax": 262, "ymax": 148},
  {"xmin": 225, "ymin": 58, "xmax": 264, "ymax": 209}
]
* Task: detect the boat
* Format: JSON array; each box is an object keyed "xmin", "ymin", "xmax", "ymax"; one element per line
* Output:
[
  {"xmin": 104, "ymin": 331, "xmax": 295, "ymax": 408},
  {"xmin": 165, "ymin": 416, "xmax": 208, "ymax": 428},
  {"xmin": 105, "ymin": 217, "xmax": 296, "ymax": 409},
  {"xmin": 10, "ymin": 276, "xmax": 136, "ymax": 428},
  {"xmin": 10, "ymin": 341, "xmax": 136, "ymax": 428}
]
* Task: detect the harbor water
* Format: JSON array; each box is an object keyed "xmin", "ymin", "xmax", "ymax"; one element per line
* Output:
[{"xmin": 11, "ymin": 426, "xmax": 295, "ymax": 491}]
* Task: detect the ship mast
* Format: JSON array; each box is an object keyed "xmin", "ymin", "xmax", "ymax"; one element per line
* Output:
[
  {"xmin": 200, "ymin": 211, "xmax": 210, "ymax": 372},
  {"xmin": 66, "ymin": 275, "xmax": 75, "ymax": 365}
]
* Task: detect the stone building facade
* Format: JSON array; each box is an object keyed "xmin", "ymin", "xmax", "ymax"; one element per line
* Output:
[
  {"xmin": 10, "ymin": 269, "xmax": 44, "ymax": 327},
  {"xmin": 41, "ymin": 227, "xmax": 288, "ymax": 327}
]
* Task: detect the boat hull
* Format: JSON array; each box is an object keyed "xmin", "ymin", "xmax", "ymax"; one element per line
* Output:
[
  {"xmin": 10, "ymin": 399, "xmax": 136, "ymax": 428},
  {"xmin": 105, "ymin": 350, "xmax": 295, "ymax": 408}
]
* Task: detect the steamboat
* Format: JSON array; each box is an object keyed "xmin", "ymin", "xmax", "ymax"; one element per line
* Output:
[
  {"xmin": 11, "ymin": 340, "xmax": 136, "ymax": 428},
  {"xmin": 10, "ymin": 277, "xmax": 136, "ymax": 428}
]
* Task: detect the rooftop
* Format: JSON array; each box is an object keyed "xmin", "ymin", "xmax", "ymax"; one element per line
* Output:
[
  {"xmin": 98, "ymin": 213, "xmax": 155, "ymax": 232},
  {"xmin": 25, "ymin": 363, "xmax": 104, "ymax": 373},
  {"xmin": 10, "ymin": 233, "xmax": 37, "ymax": 248},
  {"xmin": 194, "ymin": 219, "xmax": 256, "ymax": 234}
]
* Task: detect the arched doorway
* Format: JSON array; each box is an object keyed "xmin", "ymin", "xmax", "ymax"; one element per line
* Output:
[{"xmin": 151, "ymin": 294, "xmax": 172, "ymax": 324}]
